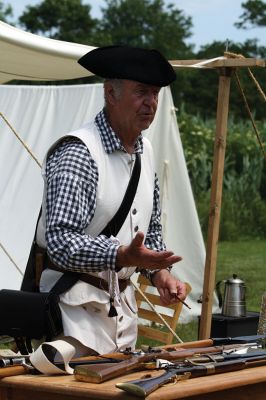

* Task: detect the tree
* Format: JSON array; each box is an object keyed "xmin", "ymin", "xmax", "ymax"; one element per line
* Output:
[
  {"xmin": 235, "ymin": 0, "xmax": 266, "ymax": 29},
  {"xmin": 0, "ymin": 1, "xmax": 13, "ymax": 22},
  {"xmin": 182, "ymin": 0, "xmax": 266, "ymax": 120},
  {"xmin": 19, "ymin": 0, "xmax": 98, "ymax": 44},
  {"xmin": 96, "ymin": 0, "xmax": 193, "ymax": 59}
]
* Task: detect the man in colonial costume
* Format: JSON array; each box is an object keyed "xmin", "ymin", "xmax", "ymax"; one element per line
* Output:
[{"xmin": 36, "ymin": 45, "xmax": 186, "ymax": 356}]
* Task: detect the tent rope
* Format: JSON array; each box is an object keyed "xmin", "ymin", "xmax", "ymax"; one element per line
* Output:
[
  {"xmin": 0, "ymin": 112, "xmax": 42, "ymax": 167},
  {"xmin": 224, "ymin": 52, "xmax": 266, "ymax": 160},
  {"xmin": 225, "ymin": 51, "xmax": 266, "ymax": 101},
  {"xmin": 0, "ymin": 242, "xmax": 23, "ymax": 276},
  {"xmin": 0, "ymin": 112, "xmax": 41, "ymax": 276},
  {"xmin": 234, "ymin": 71, "xmax": 266, "ymax": 160},
  {"xmin": 1, "ymin": 110, "xmax": 183, "ymax": 341}
]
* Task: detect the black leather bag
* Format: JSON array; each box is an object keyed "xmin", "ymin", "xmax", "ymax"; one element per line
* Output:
[
  {"xmin": 0, "ymin": 289, "xmax": 62, "ymax": 341},
  {"xmin": 0, "ymin": 271, "xmax": 81, "ymax": 354}
]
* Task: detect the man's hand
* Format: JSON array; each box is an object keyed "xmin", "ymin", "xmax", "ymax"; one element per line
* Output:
[
  {"xmin": 152, "ymin": 269, "xmax": 187, "ymax": 306},
  {"xmin": 116, "ymin": 231, "xmax": 182, "ymax": 270}
]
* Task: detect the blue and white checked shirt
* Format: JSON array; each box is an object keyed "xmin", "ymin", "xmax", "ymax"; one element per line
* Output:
[{"xmin": 45, "ymin": 110, "xmax": 166, "ymax": 276}]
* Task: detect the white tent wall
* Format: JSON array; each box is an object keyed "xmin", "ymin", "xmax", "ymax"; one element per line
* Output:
[
  {"xmin": 0, "ymin": 84, "xmax": 104, "ymax": 289},
  {"xmin": 0, "ymin": 83, "xmax": 217, "ymax": 322}
]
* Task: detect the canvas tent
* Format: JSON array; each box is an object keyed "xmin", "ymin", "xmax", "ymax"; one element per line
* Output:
[
  {"xmin": 0, "ymin": 21, "xmax": 214, "ymax": 323},
  {"xmin": 0, "ymin": 21, "xmax": 95, "ymax": 83}
]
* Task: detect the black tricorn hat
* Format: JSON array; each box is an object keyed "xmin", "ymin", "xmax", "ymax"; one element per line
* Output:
[{"xmin": 78, "ymin": 45, "xmax": 176, "ymax": 87}]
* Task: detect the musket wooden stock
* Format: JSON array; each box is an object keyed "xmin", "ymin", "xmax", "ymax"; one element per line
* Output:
[
  {"xmin": 73, "ymin": 343, "xmax": 245, "ymax": 383},
  {"xmin": 0, "ymin": 352, "xmax": 126, "ymax": 379}
]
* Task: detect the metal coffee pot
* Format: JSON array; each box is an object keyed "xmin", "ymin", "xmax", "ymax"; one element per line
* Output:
[{"xmin": 216, "ymin": 274, "xmax": 246, "ymax": 317}]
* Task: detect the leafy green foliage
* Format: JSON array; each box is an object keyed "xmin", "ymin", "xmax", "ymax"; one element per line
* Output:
[
  {"xmin": 97, "ymin": 0, "xmax": 193, "ymax": 58},
  {"xmin": 179, "ymin": 109, "xmax": 266, "ymax": 240},
  {"xmin": 19, "ymin": 0, "xmax": 98, "ymax": 44},
  {"xmin": 0, "ymin": 0, "xmax": 12, "ymax": 22},
  {"xmin": 235, "ymin": 0, "xmax": 266, "ymax": 29}
]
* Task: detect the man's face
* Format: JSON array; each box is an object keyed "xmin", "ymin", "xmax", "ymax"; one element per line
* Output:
[{"xmin": 114, "ymin": 80, "xmax": 161, "ymax": 133}]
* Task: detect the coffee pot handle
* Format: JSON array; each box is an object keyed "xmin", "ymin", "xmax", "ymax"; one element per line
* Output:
[{"xmin": 215, "ymin": 280, "xmax": 225, "ymax": 308}]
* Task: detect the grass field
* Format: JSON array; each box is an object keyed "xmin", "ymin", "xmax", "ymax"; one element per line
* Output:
[
  {"xmin": 137, "ymin": 239, "xmax": 266, "ymax": 347},
  {"xmin": 216, "ymin": 240, "xmax": 266, "ymax": 311}
]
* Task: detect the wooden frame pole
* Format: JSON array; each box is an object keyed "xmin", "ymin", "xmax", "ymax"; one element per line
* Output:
[{"xmin": 199, "ymin": 67, "xmax": 232, "ymax": 339}]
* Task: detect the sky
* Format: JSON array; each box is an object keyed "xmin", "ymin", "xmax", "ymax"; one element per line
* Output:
[{"xmin": 4, "ymin": 0, "xmax": 266, "ymax": 50}]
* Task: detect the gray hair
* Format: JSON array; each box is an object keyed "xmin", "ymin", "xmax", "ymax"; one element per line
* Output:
[{"xmin": 104, "ymin": 79, "xmax": 124, "ymax": 104}]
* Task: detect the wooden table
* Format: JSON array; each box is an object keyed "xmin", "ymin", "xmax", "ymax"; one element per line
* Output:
[{"xmin": 1, "ymin": 365, "xmax": 266, "ymax": 400}]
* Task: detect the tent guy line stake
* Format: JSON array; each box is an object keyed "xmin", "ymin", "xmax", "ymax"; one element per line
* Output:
[{"xmin": 131, "ymin": 279, "xmax": 183, "ymax": 343}]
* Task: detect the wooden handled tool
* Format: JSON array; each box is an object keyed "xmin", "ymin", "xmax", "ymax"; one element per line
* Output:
[{"xmin": 0, "ymin": 365, "xmax": 28, "ymax": 378}]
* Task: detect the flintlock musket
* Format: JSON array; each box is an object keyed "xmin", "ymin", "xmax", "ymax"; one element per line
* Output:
[{"xmin": 116, "ymin": 350, "xmax": 266, "ymax": 397}]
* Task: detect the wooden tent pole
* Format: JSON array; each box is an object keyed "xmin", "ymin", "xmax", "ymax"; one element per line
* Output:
[{"xmin": 199, "ymin": 67, "xmax": 232, "ymax": 339}]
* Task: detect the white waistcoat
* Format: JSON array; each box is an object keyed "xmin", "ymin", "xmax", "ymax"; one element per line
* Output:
[{"xmin": 38, "ymin": 122, "xmax": 156, "ymax": 354}]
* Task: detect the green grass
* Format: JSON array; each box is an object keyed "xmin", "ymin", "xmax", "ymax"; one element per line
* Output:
[
  {"xmin": 137, "ymin": 240, "xmax": 266, "ymax": 347},
  {"xmin": 216, "ymin": 240, "xmax": 266, "ymax": 312},
  {"xmin": 136, "ymin": 320, "xmax": 199, "ymax": 348}
]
